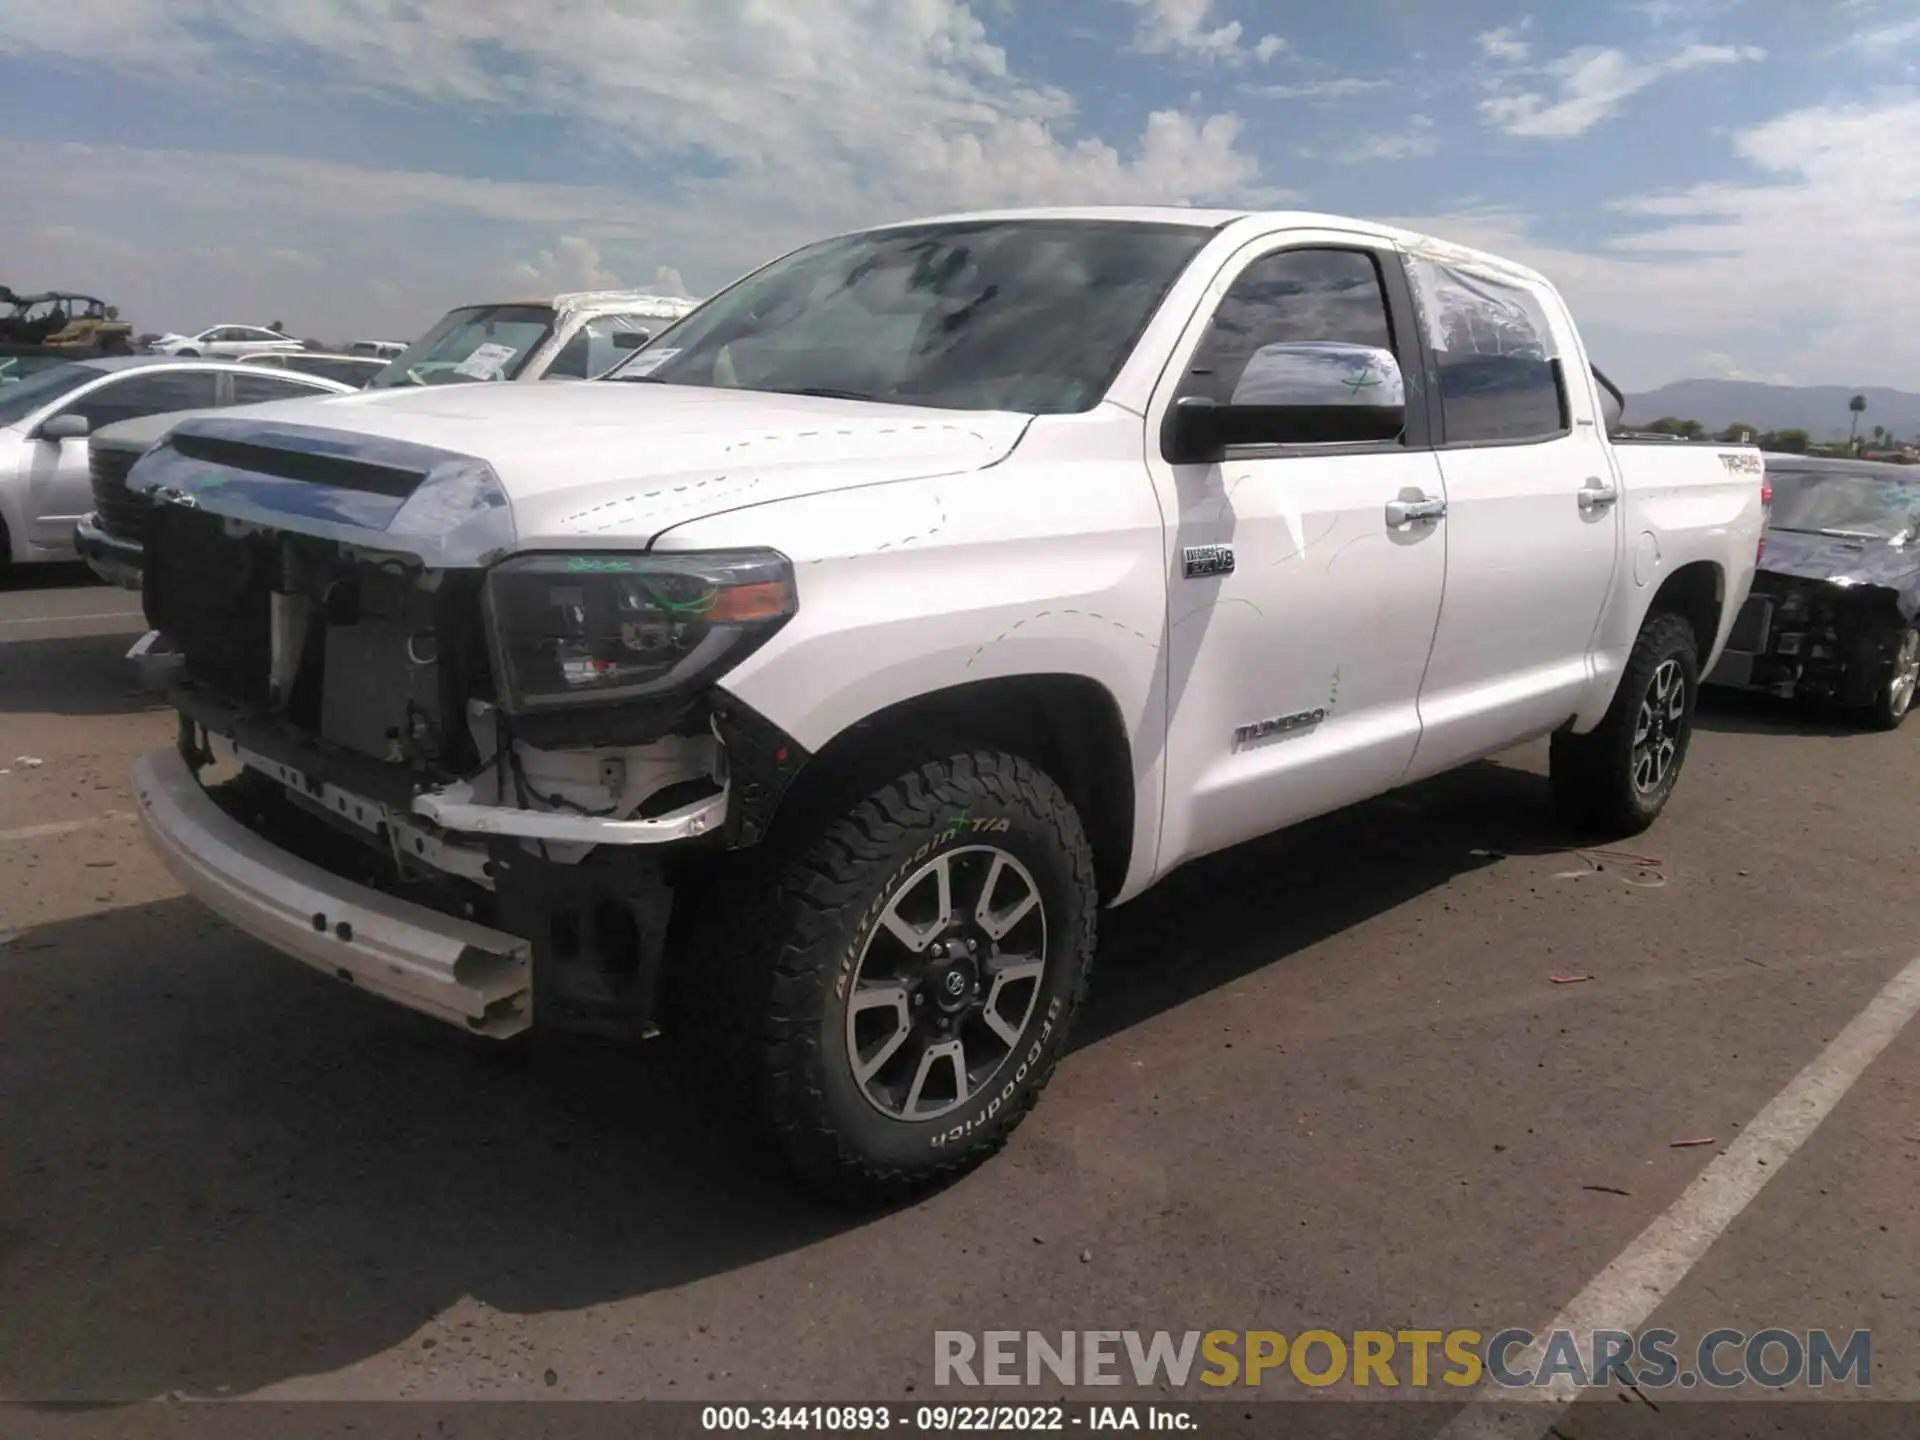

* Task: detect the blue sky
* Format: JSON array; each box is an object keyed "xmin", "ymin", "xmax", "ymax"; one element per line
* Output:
[{"xmin": 3, "ymin": 0, "xmax": 1918, "ymax": 389}]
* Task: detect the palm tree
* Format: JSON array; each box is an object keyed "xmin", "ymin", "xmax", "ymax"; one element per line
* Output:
[
  {"xmin": 1848, "ymin": 393, "xmax": 1867, "ymax": 446},
  {"xmin": 1873, "ymin": 424, "xmax": 1887, "ymax": 446}
]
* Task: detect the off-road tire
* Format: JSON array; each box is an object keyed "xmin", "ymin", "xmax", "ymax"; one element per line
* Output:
[
  {"xmin": 686, "ymin": 751, "xmax": 1098, "ymax": 1206},
  {"xmin": 1550, "ymin": 610, "xmax": 1700, "ymax": 836},
  {"xmin": 1857, "ymin": 626, "xmax": 1920, "ymax": 732}
]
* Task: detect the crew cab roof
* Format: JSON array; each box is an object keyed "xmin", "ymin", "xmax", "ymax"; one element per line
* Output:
[{"xmin": 865, "ymin": 205, "xmax": 1554, "ymax": 291}]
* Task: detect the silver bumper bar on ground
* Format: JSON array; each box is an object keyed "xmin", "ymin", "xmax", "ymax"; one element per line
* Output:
[{"xmin": 133, "ymin": 745, "xmax": 533, "ymax": 1038}]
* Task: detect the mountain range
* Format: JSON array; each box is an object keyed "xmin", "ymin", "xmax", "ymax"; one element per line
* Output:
[{"xmin": 1622, "ymin": 380, "xmax": 1920, "ymax": 441}]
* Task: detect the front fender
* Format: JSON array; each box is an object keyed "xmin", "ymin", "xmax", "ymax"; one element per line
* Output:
[{"xmin": 649, "ymin": 421, "xmax": 1170, "ymax": 898}]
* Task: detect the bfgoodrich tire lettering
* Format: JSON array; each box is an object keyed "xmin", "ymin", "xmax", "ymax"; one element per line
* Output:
[
  {"xmin": 1550, "ymin": 610, "xmax": 1700, "ymax": 836},
  {"xmin": 759, "ymin": 751, "xmax": 1097, "ymax": 1204}
]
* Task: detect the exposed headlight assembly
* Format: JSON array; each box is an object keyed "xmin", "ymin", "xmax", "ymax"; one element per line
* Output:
[{"xmin": 482, "ymin": 550, "xmax": 797, "ymax": 714}]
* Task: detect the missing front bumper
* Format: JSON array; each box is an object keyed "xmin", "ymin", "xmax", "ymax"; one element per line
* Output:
[{"xmin": 134, "ymin": 744, "xmax": 534, "ymax": 1037}]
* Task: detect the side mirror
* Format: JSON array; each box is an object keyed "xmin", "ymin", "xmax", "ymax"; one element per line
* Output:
[
  {"xmin": 1164, "ymin": 343, "xmax": 1407, "ymax": 461},
  {"xmin": 1232, "ymin": 341, "xmax": 1407, "ymax": 441},
  {"xmin": 1161, "ymin": 396, "xmax": 1225, "ymax": 465},
  {"xmin": 36, "ymin": 412, "xmax": 90, "ymax": 441}
]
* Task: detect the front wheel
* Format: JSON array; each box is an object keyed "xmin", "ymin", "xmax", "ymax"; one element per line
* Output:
[
  {"xmin": 1550, "ymin": 610, "xmax": 1700, "ymax": 836},
  {"xmin": 1859, "ymin": 626, "xmax": 1920, "ymax": 731},
  {"xmin": 737, "ymin": 752, "xmax": 1098, "ymax": 1204}
]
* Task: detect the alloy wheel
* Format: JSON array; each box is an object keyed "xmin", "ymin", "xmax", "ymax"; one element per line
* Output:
[
  {"xmin": 1890, "ymin": 631, "xmax": 1920, "ymax": 720},
  {"xmin": 843, "ymin": 845, "xmax": 1048, "ymax": 1123},
  {"xmin": 1632, "ymin": 658, "xmax": 1686, "ymax": 795}
]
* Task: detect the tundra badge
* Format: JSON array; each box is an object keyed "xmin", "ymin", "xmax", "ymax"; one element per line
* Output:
[
  {"xmin": 1183, "ymin": 544, "xmax": 1235, "ymax": 579},
  {"xmin": 1233, "ymin": 709, "xmax": 1327, "ymax": 748}
]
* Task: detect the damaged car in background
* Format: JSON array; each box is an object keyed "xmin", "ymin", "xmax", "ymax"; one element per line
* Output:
[{"xmin": 1706, "ymin": 454, "xmax": 1920, "ymax": 729}]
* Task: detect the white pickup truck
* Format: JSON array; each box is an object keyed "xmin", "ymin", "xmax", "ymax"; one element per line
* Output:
[{"xmin": 122, "ymin": 207, "xmax": 1763, "ymax": 1202}]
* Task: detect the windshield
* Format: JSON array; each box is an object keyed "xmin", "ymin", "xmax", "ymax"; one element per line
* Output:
[
  {"xmin": 366, "ymin": 304, "xmax": 556, "ymax": 389},
  {"xmin": 626, "ymin": 219, "xmax": 1212, "ymax": 414},
  {"xmin": 0, "ymin": 362, "xmax": 97, "ymax": 428},
  {"xmin": 1768, "ymin": 467, "xmax": 1920, "ymax": 539}
]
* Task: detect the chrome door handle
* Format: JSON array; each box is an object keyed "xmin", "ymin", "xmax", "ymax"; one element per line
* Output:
[
  {"xmin": 1578, "ymin": 477, "xmax": 1619, "ymax": 511},
  {"xmin": 1386, "ymin": 496, "xmax": 1447, "ymax": 527}
]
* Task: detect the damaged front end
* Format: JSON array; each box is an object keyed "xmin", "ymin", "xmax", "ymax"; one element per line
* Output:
[
  {"xmin": 126, "ymin": 417, "xmax": 810, "ymax": 1042},
  {"xmin": 1708, "ymin": 569, "xmax": 1917, "ymax": 706}
]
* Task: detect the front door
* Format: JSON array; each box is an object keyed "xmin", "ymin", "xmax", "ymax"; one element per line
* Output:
[
  {"xmin": 24, "ymin": 368, "xmax": 221, "ymax": 543},
  {"xmin": 1148, "ymin": 236, "xmax": 1448, "ymax": 872},
  {"xmin": 1399, "ymin": 252, "xmax": 1624, "ymax": 781}
]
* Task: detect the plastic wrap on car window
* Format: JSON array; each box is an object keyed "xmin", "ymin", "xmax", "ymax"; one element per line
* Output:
[{"xmin": 1403, "ymin": 252, "xmax": 1558, "ymax": 361}]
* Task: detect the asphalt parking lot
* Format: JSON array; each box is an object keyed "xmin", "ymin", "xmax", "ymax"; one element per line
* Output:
[{"xmin": 3, "ymin": 567, "xmax": 1918, "ymax": 1430}]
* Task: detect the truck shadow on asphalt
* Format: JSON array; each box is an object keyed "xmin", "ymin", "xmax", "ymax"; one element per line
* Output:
[
  {"xmin": 0, "ymin": 631, "xmax": 165, "ymax": 718},
  {"xmin": 0, "ymin": 758, "xmax": 1563, "ymax": 1406},
  {"xmin": 1692, "ymin": 685, "xmax": 1879, "ymax": 738}
]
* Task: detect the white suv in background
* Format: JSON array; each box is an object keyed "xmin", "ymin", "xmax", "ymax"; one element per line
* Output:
[{"xmin": 150, "ymin": 325, "xmax": 307, "ymax": 358}]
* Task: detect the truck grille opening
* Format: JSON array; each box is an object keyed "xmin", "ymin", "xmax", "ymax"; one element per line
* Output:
[
  {"xmin": 146, "ymin": 507, "xmax": 489, "ymax": 776},
  {"xmin": 89, "ymin": 446, "xmax": 152, "ymax": 542}
]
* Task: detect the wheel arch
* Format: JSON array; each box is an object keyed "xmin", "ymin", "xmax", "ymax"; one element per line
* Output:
[
  {"xmin": 1649, "ymin": 559, "xmax": 1726, "ymax": 672},
  {"xmin": 760, "ymin": 673, "xmax": 1138, "ymax": 905}
]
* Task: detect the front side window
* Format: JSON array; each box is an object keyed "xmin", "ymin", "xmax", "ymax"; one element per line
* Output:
[
  {"xmin": 0, "ymin": 363, "xmax": 97, "ymax": 428},
  {"xmin": 1177, "ymin": 247, "xmax": 1398, "ymax": 409},
  {"xmin": 630, "ymin": 220, "xmax": 1212, "ymax": 414},
  {"xmin": 1768, "ymin": 468, "xmax": 1920, "ymax": 539},
  {"xmin": 1406, "ymin": 254, "xmax": 1566, "ymax": 445},
  {"xmin": 67, "ymin": 370, "xmax": 220, "ymax": 428},
  {"xmin": 367, "ymin": 305, "xmax": 556, "ymax": 389}
]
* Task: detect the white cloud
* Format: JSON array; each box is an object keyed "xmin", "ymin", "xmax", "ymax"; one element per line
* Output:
[
  {"xmin": 1477, "ymin": 22, "xmax": 1534, "ymax": 63},
  {"xmin": 0, "ymin": 2, "xmax": 1269, "ymax": 338},
  {"xmin": 1842, "ymin": 15, "xmax": 1920, "ymax": 55},
  {"xmin": 1126, "ymin": 0, "xmax": 1284, "ymax": 65},
  {"xmin": 1305, "ymin": 116, "xmax": 1438, "ymax": 163},
  {"xmin": 1389, "ymin": 94, "xmax": 1920, "ymax": 386},
  {"xmin": 1480, "ymin": 41, "xmax": 1766, "ymax": 138},
  {"xmin": 510, "ymin": 237, "xmax": 625, "ymax": 294},
  {"xmin": 1240, "ymin": 76, "xmax": 1392, "ymax": 102}
]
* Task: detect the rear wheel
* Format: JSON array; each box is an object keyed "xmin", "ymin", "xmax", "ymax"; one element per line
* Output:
[
  {"xmin": 1859, "ymin": 626, "xmax": 1919, "ymax": 731},
  {"xmin": 1550, "ymin": 610, "xmax": 1700, "ymax": 836},
  {"xmin": 698, "ymin": 751, "xmax": 1098, "ymax": 1205}
]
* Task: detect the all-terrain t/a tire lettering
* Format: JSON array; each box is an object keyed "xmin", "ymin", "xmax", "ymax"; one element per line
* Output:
[
  {"xmin": 751, "ymin": 751, "xmax": 1097, "ymax": 1204},
  {"xmin": 1550, "ymin": 610, "xmax": 1701, "ymax": 836}
]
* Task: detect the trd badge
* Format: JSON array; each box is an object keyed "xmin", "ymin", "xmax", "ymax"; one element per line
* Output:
[{"xmin": 1183, "ymin": 544, "xmax": 1235, "ymax": 579}]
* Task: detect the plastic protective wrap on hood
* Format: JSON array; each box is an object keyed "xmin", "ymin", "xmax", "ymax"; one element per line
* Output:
[{"xmin": 125, "ymin": 415, "xmax": 514, "ymax": 568}]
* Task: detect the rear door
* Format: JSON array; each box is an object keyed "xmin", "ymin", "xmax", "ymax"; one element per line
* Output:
[{"xmin": 1401, "ymin": 254, "xmax": 1624, "ymax": 781}]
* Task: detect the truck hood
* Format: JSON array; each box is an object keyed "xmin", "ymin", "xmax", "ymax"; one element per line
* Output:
[{"xmin": 125, "ymin": 382, "xmax": 1032, "ymax": 566}]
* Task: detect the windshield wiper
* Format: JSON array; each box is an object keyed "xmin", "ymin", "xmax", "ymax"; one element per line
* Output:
[{"xmin": 769, "ymin": 385, "xmax": 886, "ymax": 403}]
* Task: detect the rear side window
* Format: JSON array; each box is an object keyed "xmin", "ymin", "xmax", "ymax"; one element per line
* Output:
[
  {"xmin": 1406, "ymin": 255, "xmax": 1567, "ymax": 445},
  {"xmin": 231, "ymin": 372, "xmax": 334, "ymax": 405}
]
